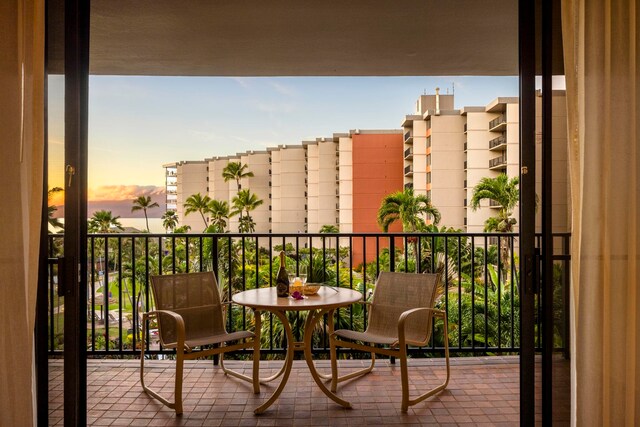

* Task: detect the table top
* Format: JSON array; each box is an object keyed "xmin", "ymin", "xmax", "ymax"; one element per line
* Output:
[{"xmin": 232, "ymin": 286, "xmax": 362, "ymax": 311}]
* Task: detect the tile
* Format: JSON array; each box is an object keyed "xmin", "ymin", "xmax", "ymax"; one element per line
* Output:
[{"xmin": 47, "ymin": 357, "xmax": 540, "ymax": 426}]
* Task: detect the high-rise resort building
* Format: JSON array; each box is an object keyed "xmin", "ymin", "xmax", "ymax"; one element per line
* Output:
[
  {"xmin": 402, "ymin": 90, "xmax": 466, "ymax": 229},
  {"xmin": 164, "ymin": 90, "xmax": 570, "ymax": 254},
  {"xmin": 163, "ymin": 160, "xmax": 208, "ymax": 232}
]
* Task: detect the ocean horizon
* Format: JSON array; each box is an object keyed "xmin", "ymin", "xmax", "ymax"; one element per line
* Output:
[{"xmin": 52, "ymin": 217, "xmax": 166, "ymax": 233}]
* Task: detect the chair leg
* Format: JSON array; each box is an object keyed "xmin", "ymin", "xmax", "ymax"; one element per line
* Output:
[
  {"xmin": 400, "ymin": 317, "xmax": 451, "ymax": 412},
  {"xmin": 400, "ymin": 346, "xmax": 410, "ymax": 413},
  {"xmin": 329, "ymin": 336, "xmax": 376, "ymax": 392},
  {"xmin": 174, "ymin": 351, "xmax": 184, "ymax": 415},
  {"xmin": 140, "ymin": 315, "xmax": 184, "ymax": 415}
]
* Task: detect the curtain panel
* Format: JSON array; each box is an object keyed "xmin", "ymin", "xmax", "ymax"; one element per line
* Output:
[
  {"xmin": 562, "ymin": 0, "xmax": 639, "ymax": 425},
  {"xmin": 0, "ymin": 0, "xmax": 45, "ymax": 425}
]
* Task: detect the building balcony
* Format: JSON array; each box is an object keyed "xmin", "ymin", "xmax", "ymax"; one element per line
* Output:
[
  {"xmin": 463, "ymin": 123, "xmax": 467, "ymax": 133},
  {"xmin": 489, "ymin": 135, "xmax": 507, "ymax": 151},
  {"xmin": 45, "ymin": 230, "xmax": 570, "ymax": 424},
  {"xmin": 404, "ymin": 147, "xmax": 413, "ymax": 159},
  {"xmin": 463, "ymin": 141, "xmax": 467, "ymax": 151},
  {"xmin": 463, "ymin": 160, "xmax": 468, "ymax": 170},
  {"xmin": 404, "ymin": 165, "xmax": 413, "ymax": 176},
  {"xmin": 489, "ymin": 155, "xmax": 507, "ymax": 170},
  {"xmin": 489, "ymin": 114, "xmax": 507, "ymax": 132},
  {"xmin": 464, "ymin": 179, "xmax": 467, "ymax": 188},
  {"xmin": 404, "ymin": 131, "xmax": 413, "ymax": 142},
  {"xmin": 489, "ymin": 199, "xmax": 502, "ymax": 208},
  {"xmin": 404, "ymin": 182, "xmax": 413, "ymax": 190}
]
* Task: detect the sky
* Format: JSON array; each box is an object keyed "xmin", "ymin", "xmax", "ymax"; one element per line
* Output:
[{"xmin": 48, "ymin": 75, "xmax": 520, "ymax": 217}]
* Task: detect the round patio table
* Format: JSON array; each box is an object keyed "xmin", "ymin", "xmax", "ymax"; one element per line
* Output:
[{"xmin": 232, "ymin": 286, "xmax": 362, "ymax": 414}]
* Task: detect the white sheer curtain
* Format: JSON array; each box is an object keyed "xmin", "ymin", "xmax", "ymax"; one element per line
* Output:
[
  {"xmin": 0, "ymin": 0, "xmax": 45, "ymax": 424},
  {"xmin": 562, "ymin": 0, "xmax": 639, "ymax": 425}
]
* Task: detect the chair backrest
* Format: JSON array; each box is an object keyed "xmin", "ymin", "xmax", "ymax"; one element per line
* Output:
[
  {"xmin": 149, "ymin": 272, "xmax": 225, "ymax": 347},
  {"xmin": 367, "ymin": 272, "xmax": 439, "ymax": 346}
]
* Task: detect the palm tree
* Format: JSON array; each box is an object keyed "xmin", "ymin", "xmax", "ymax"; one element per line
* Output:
[
  {"xmin": 131, "ymin": 195, "xmax": 159, "ymax": 232},
  {"xmin": 161, "ymin": 210, "xmax": 179, "ymax": 233},
  {"xmin": 222, "ymin": 161, "xmax": 254, "ymax": 190},
  {"xmin": 469, "ymin": 174, "xmax": 519, "ymax": 233},
  {"xmin": 231, "ymin": 189, "xmax": 263, "ymax": 233},
  {"xmin": 207, "ymin": 199, "xmax": 231, "ymax": 233},
  {"xmin": 470, "ymin": 174, "xmax": 520, "ymax": 277},
  {"xmin": 47, "ymin": 187, "xmax": 64, "ymax": 230},
  {"xmin": 88, "ymin": 210, "xmax": 124, "ymax": 233},
  {"xmin": 319, "ymin": 224, "xmax": 339, "ymax": 233},
  {"xmin": 183, "ymin": 193, "xmax": 212, "ymax": 230},
  {"xmin": 377, "ymin": 188, "xmax": 441, "ymax": 232},
  {"xmin": 319, "ymin": 224, "xmax": 339, "ymax": 250}
]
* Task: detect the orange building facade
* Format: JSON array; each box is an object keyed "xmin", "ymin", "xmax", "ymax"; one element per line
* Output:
[{"xmin": 349, "ymin": 132, "xmax": 404, "ymax": 265}]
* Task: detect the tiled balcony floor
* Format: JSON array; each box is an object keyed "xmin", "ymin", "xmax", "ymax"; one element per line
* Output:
[{"xmin": 49, "ymin": 356, "xmax": 526, "ymax": 426}]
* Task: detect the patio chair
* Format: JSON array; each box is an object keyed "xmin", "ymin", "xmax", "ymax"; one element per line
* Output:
[
  {"xmin": 140, "ymin": 272, "xmax": 260, "ymax": 414},
  {"xmin": 329, "ymin": 271, "xmax": 450, "ymax": 412}
]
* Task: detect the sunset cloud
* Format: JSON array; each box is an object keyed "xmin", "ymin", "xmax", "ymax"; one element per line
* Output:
[
  {"xmin": 51, "ymin": 185, "xmax": 166, "ymax": 219},
  {"xmin": 88, "ymin": 185, "xmax": 164, "ymax": 201}
]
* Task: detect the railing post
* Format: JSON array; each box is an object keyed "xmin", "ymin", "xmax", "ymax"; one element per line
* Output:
[{"xmin": 389, "ymin": 235, "xmax": 395, "ymax": 272}]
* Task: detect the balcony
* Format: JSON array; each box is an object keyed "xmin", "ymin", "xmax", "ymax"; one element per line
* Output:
[
  {"xmin": 463, "ymin": 123, "xmax": 467, "ymax": 133},
  {"xmin": 404, "ymin": 165, "xmax": 413, "ymax": 176},
  {"xmin": 463, "ymin": 160, "xmax": 468, "ymax": 170},
  {"xmin": 489, "ymin": 114, "xmax": 507, "ymax": 132},
  {"xmin": 404, "ymin": 182, "xmax": 413, "ymax": 190},
  {"xmin": 489, "ymin": 199, "xmax": 502, "ymax": 208},
  {"xmin": 404, "ymin": 147, "xmax": 413, "ymax": 159},
  {"xmin": 46, "ymin": 231, "xmax": 570, "ymax": 423},
  {"xmin": 464, "ymin": 179, "xmax": 467, "ymax": 188},
  {"xmin": 489, "ymin": 135, "xmax": 507, "ymax": 150},
  {"xmin": 403, "ymin": 130, "xmax": 413, "ymax": 142},
  {"xmin": 463, "ymin": 141, "xmax": 467, "ymax": 151},
  {"xmin": 489, "ymin": 155, "xmax": 507, "ymax": 169}
]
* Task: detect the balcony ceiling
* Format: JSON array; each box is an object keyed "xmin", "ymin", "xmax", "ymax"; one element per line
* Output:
[{"xmin": 47, "ymin": 0, "xmax": 563, "ymax": 76}]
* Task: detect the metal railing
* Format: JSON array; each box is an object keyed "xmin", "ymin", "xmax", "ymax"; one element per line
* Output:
[
  {"xmin": 489, "ymin": 115, "xmax": 506, "ymax": 130},
  {"xmin": 489, "ymin": 155, "xmax": 507, "ymax": 168},
  {"xmin": 47, "ymin": 232, "xmax": 571, "ymax": 358},
  {"xmin": 404, "ymin": 147, "xmax": 413, "ymax": 158},
  {"xmin": 489, "ymin": 135, "xmax": 507, "ymax": 149}
]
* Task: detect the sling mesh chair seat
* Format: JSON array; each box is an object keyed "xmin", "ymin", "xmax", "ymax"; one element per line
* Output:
[
  {"xmin": 329, "ymin": 271, "xmax": 450, "ymax": 412},
  {"xmin": 140, "ymin": 272, "xmax": 261, "ymax": 414}
]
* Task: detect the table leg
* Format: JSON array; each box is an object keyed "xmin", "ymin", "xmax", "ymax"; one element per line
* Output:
[
  {"xmin": 303, "ymin": 309, "xmax": 352, "ymax": 409},
  {"xmin": 253, "ymin": 309, "xmax": 295, "ymax": 414}
]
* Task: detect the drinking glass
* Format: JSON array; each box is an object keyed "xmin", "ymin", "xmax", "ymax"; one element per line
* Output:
[{"xmin": 300, "ymin": 265, "xmax": 308, "ymax": 290}]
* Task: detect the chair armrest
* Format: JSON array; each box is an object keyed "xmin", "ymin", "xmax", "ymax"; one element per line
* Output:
[
  {"xmin": 397, "ymin": 307, "xmax": 447, "ymax": 347},
  {"xmin": 143, "ymin": 310, "xmax": 186, "ymax": 352}
]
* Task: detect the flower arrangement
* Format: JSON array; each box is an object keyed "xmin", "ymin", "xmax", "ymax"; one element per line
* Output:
[{"xmin": 290, "ymin": 290, "xmax": 305, "ymax": 300}]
